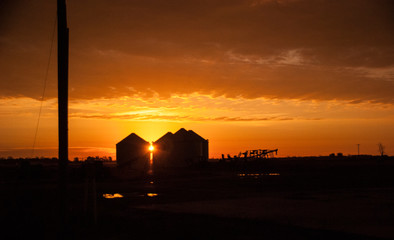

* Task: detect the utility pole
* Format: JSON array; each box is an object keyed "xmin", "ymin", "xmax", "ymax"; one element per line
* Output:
[
  {"xmin": 58, "ymin": 0, "xmax": 69, "ymax": 235},
  {"xmin": 357, "ymin": 144, "xmax": 360, "ymax": 156}
]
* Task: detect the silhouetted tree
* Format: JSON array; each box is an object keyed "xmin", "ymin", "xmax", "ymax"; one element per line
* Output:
[{"xmin": 378, "ymin": 143, "xmax": 385, "ymax": 156}]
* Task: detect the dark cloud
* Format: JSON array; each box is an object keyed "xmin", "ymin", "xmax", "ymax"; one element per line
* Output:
[{"xmin": 1, "ymin": 0, "xmax": 393, "ymax": 103}]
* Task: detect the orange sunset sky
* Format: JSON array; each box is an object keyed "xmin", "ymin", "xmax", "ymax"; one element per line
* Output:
[{"xmin": 0, "ymin": 0, "xmax": 393, "ymax": 159}]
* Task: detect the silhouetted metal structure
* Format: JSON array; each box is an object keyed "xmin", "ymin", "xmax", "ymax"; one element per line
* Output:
[
  {"xmin": 116, "ymin": 133, "xmax": 150, "ymax": 168},
  {"xmin": 222, "ymin": 149, "xmax": 278, "ymax": 162},
  {"xmin": 154, "ymin": 128, "xmax": 209, "ymax": 167},
  {"xmin": 153, "ymin": 132, "xmax": 174, "ymax": 164}
]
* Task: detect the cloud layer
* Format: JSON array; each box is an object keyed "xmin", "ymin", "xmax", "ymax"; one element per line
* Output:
[{"xmin": 1, "ymin": 0, "xmax": 393, "ymax": 104}]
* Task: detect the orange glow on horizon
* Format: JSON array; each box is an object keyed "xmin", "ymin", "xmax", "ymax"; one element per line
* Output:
[{"xmin": 0, "ymin": 96, "xmax": 393, "ymax": 159}]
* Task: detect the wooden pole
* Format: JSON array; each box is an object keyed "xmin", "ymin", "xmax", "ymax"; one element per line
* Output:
[{"xmin": 58, "ymin": 0, "xmax": 68, "ymax": 235}]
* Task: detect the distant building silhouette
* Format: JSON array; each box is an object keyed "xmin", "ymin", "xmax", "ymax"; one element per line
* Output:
[
  {"xmin": 154, "ymin": 128, "xmax": 209, "ymax": 167},
  {"xmin": 116, "ymin": 133, "xmax": 150, "ymax": 168}
]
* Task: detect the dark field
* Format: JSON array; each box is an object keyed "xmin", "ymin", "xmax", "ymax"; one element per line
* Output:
[{"xmin": 1, "ymin": 156, "xmax": 393, "ymax": 239}]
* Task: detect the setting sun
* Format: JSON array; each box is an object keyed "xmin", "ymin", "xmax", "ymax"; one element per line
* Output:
[{"xmin": 149, "ymin": 144, "xmax": 154, "ymax": 152}]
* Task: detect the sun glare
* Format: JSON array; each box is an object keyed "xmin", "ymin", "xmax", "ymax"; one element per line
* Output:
[{"xmin": 149, "ymin": 144, "xmax": 154, "ymax": 152}]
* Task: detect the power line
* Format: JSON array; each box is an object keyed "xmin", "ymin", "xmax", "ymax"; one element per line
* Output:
[{"xmin": 32, "ymin": 17, "xmax": 57, "ymax": 157}]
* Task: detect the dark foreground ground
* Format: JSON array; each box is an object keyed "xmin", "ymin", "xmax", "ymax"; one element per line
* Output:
[{"xmin": 0, "ymin": 156, "xmax": 393, "ymax": 239}]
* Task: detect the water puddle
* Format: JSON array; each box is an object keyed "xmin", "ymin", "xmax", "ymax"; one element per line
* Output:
[
  {"xmin": 146, "ymin": 193, "xmax": 158, "ymax": 197},
  {"xmin": 238, "ymin": 173, "xmax": 280, "ymax": 179},
  {"xmin": 102, "ymin": 193, "xmax": 124, "ymax": 199},
  {"xmin": 102, "ymin": 192, "xmax": 159, "ymax": 199}
]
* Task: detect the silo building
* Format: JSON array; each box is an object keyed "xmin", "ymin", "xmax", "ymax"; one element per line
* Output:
[
  {"xmin": 116, "ymin": 133, "xmax": 150, "ymax": 169},
  {"xmin": 154, "ymin": 128, "xmax": 208, "ymax": 167}
]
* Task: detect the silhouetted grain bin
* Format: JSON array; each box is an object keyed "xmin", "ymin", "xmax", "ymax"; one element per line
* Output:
[
  {"xmin": 154, "ymin": 131, "xmax": 175, "ymax": 165},
  {"xmin": 154, "ymin": 128, "xmax": 208, "ymax": 167},
  {"xmin": 116, "ymin": 133, "xmax": 150, "ymax": 168}
]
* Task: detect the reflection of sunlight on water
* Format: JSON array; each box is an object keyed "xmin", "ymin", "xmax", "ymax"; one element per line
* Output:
[
  {"xmin": 148, "ymin": 152, "xmax": 154, "ymax": 175},
  {"xmin": 238, "ymin": 173, "xmax": 280, "ymax": 178},
  {"xmin": 102, "ymin": 192, "xmax": 160, "ymax": 199},
  {"xmin": 103, "ymin": 193, "xmax": 124, "ymax": 199}
]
